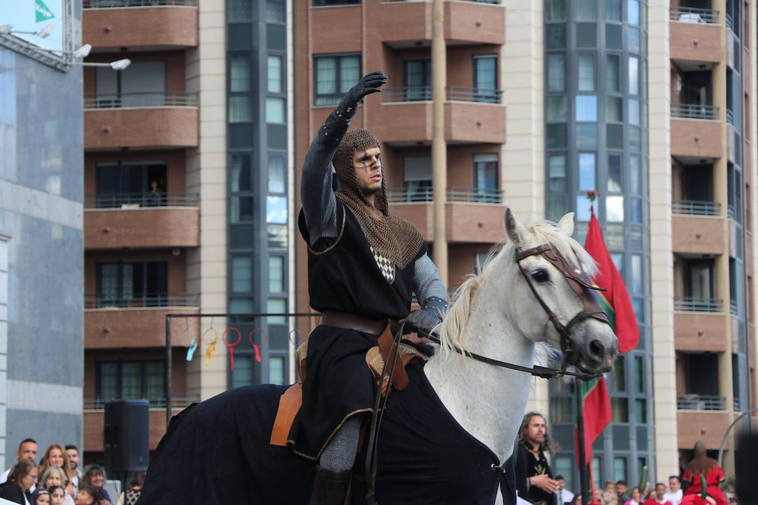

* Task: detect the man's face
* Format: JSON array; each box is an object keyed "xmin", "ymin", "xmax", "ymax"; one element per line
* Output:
[
  {"xmin": 524, "ymin": 415, "xmax": 547, "ymax": 447},
  {"xmin": 66, "ymin": 448, "xmax": 79, "ymax": 469},
  {"xmin": 656, "ymin": 484, "xmax": 666, "ymax": 500},
  {"xmin": 669, "ymin": 478, "xmax": 680, "ymax": 492},
  {"xmin": 617, "ymin": 484, "xmax": 627, "ymax": 496},
  {"xmin": 557, "ymin": 479, "xmax": 565, "ymax": 491},
  {"xmin": 352, "ymin": 147, "xmax": 383, "ymax": 195},
  {"xmin": 18, "ymin": 442, "xmax": 38, "ymax": 462}
]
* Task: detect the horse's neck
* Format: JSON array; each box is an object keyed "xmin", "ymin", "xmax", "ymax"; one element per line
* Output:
[{"xmin": 424, "ymin": 267, "xmax": 534, "ymax": 464}]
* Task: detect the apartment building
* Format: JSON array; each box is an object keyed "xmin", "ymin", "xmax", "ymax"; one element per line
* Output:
[{"xmin": 81, "ymin": 0, "xmax": 293, "ymax": 462}]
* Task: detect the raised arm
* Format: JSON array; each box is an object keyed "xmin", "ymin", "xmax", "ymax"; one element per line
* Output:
[
  {"xmin": 300, "ymin": 72, "xmax": 387, "ymax": 245},
  {"xmin": 403, "ymin": 254, "xmax": 449, "ymax": 334}
]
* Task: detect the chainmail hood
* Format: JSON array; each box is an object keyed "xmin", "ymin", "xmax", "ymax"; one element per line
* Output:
[{"xmin": 333, "ymin": 129, "xmax": 424, "ymax": 269}]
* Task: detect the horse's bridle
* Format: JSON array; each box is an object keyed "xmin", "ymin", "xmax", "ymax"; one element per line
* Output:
[{"xmin": 515, "ymin": 243, "xmax": 610, "ymax": 360}]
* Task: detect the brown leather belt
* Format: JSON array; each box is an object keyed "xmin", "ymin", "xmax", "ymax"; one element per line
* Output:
[{"xmin": 320, "ymin": 311, "xmax": 388, "ymax": 336}]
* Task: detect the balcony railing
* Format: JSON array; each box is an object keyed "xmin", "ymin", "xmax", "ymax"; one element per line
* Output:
[
  {"xmin": 84, "ymin": 395, "xmax": 198, "ymax": 409},
  {"xmin": 382, "ymin": 86, "xmax": 503, "ymax": 104},
  {"xmin": 730, "ymin": 299, "xmax": 738, "ymax": 315},
  {"xmin": 85, "ymin": 293, "xmax": 198, "ymax": 309},
  {"xmin": 726, "ymin": 108, "xmax": 735, "ymax": 126},
  {"xmin": 670, "ymin": 6, "xmax": 720, "ymax": 24},
  {"xmin": 386, "ymin": 186, "xmax": 504, "ymax": 204},
  {"xmin": 84, "ymin": 0, "xmax": 197, "ymax": 7},
  {"xmin": 672, "ymin": 200, "xmax": 721, "ymax": 216},
  {"xmin": 674, "ymin": 296, "xmax": 723, "ymax": 312},
  {"xmin": 726, "ymin": 13, "xmax": 734, "ymax": 32},
  {"xmin": 671, "ymin": 103, "xmax": 720, "ymax": 120},
  {"xmin": 734, "ymin": 397, "xmax": 742, "ymax": 411},
  {"xmin": 677, "ymin": 394, "xmax": 726, "ymax": 410},
  {"xmin": 85, "ymin": 192, "xmax": 199, "ymax": 209},
  {"xmin": 727, "ymin": 204, "xmax": 737, "ymax": 220},
  {"xmin": 84, "ymin": 92, "xmax": 198, "ymax": 108}
]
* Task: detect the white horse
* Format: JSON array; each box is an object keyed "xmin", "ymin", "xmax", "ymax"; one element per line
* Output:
[{"xmin": 137, "ymin": 209, "xmax": 617, "ymax": 505}]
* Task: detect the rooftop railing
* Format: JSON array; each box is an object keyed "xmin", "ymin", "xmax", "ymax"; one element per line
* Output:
[
  {"xmin": 84, "ymin": 92, "xmax": 198, "ymax": 108},
  {"xmin": 677, "ymin": 394, "xmax": 726, "ymax": 411},
  {"xmin": 670, "ymin": 6, "xmax": 720, "ymax": 24},
  {"xmin": 385, "ymin": 186, "xmax": 503, "ymax": 204},
  {"xmin": 85, "ymin": 192, "xmax": 199, "ymax": 209},
  {"xmin": 84, "ymin": 395, "xmax": 199, "ymax": 409},
  {"xmin": 85, "ymin": 293, "xmax": 198, "ymax": 309},
  {"xmin": 84, "ymin": 0, "xmax": 197, "ymax": 7},
  {"xmin": 671, "ymin": 103, "xmax": 720, "ymax": 120},
  {"xmin": 674, "ymin": 296, "xmax": 723, "ymax": 312},
  {"xmin": 672, "ymin": 200, "xmax": 720, "ymax": 216},
  {"xmin": 382, "ymin": 86, "xmax": 503, "ymax": 104}
]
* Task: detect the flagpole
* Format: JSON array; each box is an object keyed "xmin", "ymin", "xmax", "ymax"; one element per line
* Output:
[{"xmin": 575, "ymin": 377, "xmax": 590, "ymax": 505}]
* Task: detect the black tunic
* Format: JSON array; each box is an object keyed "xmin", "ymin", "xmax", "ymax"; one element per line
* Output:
[
  {"xmin": 289, "ymin": 201, "xmax": 425, "ymax": 459},
  {"xmin": 512, "ymin": 440, "xmax": 556, "ymax": 505}
]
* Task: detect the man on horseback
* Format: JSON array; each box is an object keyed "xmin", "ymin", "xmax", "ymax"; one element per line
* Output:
[{"xmin": 290, "ymin": 71, "xmax": 448, "ymax": 505}]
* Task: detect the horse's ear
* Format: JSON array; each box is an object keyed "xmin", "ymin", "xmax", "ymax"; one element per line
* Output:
[
  {"xmin": 557, "ymin": 212, "xmax": 575, "ymax": 236},
  {"xmin": 505, "ymin": 208, "xmax": 529, "ymax": 246}
]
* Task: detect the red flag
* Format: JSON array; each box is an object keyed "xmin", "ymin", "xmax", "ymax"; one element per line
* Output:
[{"xmin": 576, "ymin": 210, "xmax": 640, "ymax": 464}]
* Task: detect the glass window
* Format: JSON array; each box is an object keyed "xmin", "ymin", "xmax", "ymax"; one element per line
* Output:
[
  {"xmin": 635, "ymin": 399, "xmax": 647, "ymax": 423},
  {"xmin": 545, "ymin": 0, "xmax": 566, "ymax": 21},
  {"xmin": 593, "ymin": 458, "xmax": 602, "ymax": 490},
  {"xmin": 630, "ymin": 155, "xmax": 641, "ymax": 194},
  {"xmin": 269, "ymin": 356, "xmax": 286, "ymax": 385},
  {"xmin": 607, "ymin": 96, "xmax": 622, "ymax": 122},
  {"xmin": 627, "ymin": 0, "xmax": 640, "ymax": 25},
  {"xmin": 228, "ymin": 0, "xmax": 252, "ymax": 20},
  {"xmin": 630, "ymin": 198, "xmax": 642, "ymax": 223},
  {"xmin": 629, "ymin": 126, "xmax": 641, "ymax": 151},
  {"xmin": 547, "ymin": 96, "xmax": 568, "ymax": 122},
  {"xmin": 628, "ymin": 27, "xmax": 640, "ymax": 53},
  {"xmin": 229, "ymin": 96, "xmax": 252, "ymax": 123},
  {"xmin": 606, "ymin": 24, "xmax": 622, "ymax": 49},
  {"xmin": 230, "ymin": 298, "xmax": 253, "ymax": 315},
  {"xmin": 548, "ymin": 154, "xmax": 567, "ymax": 192},
  {"xmin": 268, "ymin": 224, "xmax": 288, "ymax": 249},
  {"xmin": 631, "ymin": 254, "xmax": 642, "ymax": 294},
  {"xmin": 267, "ymin": 55, "xmax": 282, "ymax": 93},
  {"xmin": 547, "ymin": 54, "xmax": 566, "ymax": 92},
  {"xmin": 546, "ymin": 24, "xmax": 567, "ymax": 49},
  {"xmin": 474, "ymin": 55, "xmax": 497, "ymax": 94},
  {"xmin": 629, "ymin": 98, "xmax": 640, "ymax": 125},
  {"xmin": 628, "ymin": 56, "xmax": 639, "ymax": 95},
  {"xmin": 230, "ymin": 55, "xmax": 251, "ymax": 93},
  {"xmin": 606, "ymin": 0, "xmax": 621, "ymax": 20},
  {"xmin": 231, "ymin": 196, "xmax": 254, "ymax": 222},
  {"xmin": 612, "ymin": 355, "xmax": 626, "ymax": 392},
  {"xmin": 268, "ymin": 155, "xmax": 286, "ymax": 193},
  {"xmin": 608, "ymin": 154, "xmax": 623, "ymax": 192},
  {"xmin": 576, "ymin": 0, "xmax": 596, "ymax": 20},
  {"xmin": 473, "ymin": 153, "xmax": 499, "ymax": 201},
  {"xmin": 266, "ymin": 0, "xmax": 286, "ymax": 23},
  {"xmin": 231, "ymin": 257, "xmax": 252, "ymax": 293},
  {"xmin": 231, "ymin": 155, "xmax": 251, "ymax": 192},
  {"xmin": 230, "ymin": 356, "xmax": 253, "ymax": 388},
  {"xmin": 550, "ymin": 397, "xmax": 573, "ymax": 422},
  {"xmin": 576, "ymin": 123, "xmax": 597, "ymax": 149},
  {"xmin": 607, "ymin": 124, "xmax": 623, "ymax": 149},
  {"xmin": 269, "ymin": 256, "xmax": 284, "ymax": 292},
  {"xmin": 607, "ymin": 195, "xmax": 624, "ymax": 222},
  {"xmin": 267, "ymin": 298, "xmax": 286, "ymax": 323},
  {"xmin": 613, "ymin": 457, "xmax": 628, "ymax": 482},
  {"xmin": 606, "ymin": 55, "xmax": 620, "ymax": 92},
  {"xmin": 612, "ymin": 253, "xmax": 623, "ymax": 272},
  {"xmin": 405, "ymin": 59, "xmax": 432, "ymax": 100},
  {"xmin": 576, "ymin": 95, "xmax": 597, "ymax": 121},
  {"xmin": 546, "ymin": 124, "xmax": 567, "ymax": 149},
  {"xmin": 576, "ymin": 195, "xmax": 592, "ymax": 221},
  {"xmin": 266, "ymin": 97, "xmax": 286, "ymax": 124},
  {"xmin": 579, "ymin": 153, "xmax": 596, "ymax": 191},
  {"xmin": 547, "ymin": 194, "xmax": 569, "ymax": 222},
  {"xmin": 266, "ymin": 196, "xmax": 287, "ymax": 224},
  {"xmin": 576, "ymin": 23, "xmax": 597, "ymax": 47},
  {"xmin": 578, "ymin": 54, "xmax": 595, "ymax": 91},
  {"xmin": 314, "ymin": 54, "xmax": 360, "ymax": 105},
  {"xmin": 612, "ymin": 398, "xmax": 629, "ymax": 422}
]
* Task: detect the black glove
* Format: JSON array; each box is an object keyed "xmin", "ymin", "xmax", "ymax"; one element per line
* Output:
[
  {"xmin": 403, "ymin": 296, "xmax": 448, "ymax": 337},
  {"xmin": 336, "ymin": 71, "xmax": 388, "ymax": 119}
]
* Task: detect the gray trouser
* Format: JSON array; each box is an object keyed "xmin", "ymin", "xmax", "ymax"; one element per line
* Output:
[{"xmin": 319, "ymin": 416, "xmax": 362, "ymax": 471}]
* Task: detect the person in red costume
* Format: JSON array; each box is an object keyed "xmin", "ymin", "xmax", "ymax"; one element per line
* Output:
[{"xmin": 680, "ymin": 441, "xmax": 727, "ymax": 505}]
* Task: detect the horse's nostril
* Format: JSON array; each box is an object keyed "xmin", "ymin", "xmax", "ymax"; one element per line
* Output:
[{"xmin": 589, "ymin": 339, "xmax": 604, "ymax": 358}]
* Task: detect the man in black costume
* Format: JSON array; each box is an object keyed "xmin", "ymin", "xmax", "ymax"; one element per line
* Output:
[
  {"xmin": 512, "ymin": 412, "xmax": 559, "ymax": 505},
  {"xmin": 289, "ymin": 72, "xmax": 448, "ymax": 505}
]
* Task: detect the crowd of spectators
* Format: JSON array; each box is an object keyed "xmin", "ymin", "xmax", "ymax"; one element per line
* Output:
[
  {"xmin": 561, "ymin": 476, "xmax": 687, "ymax": 505},
  {"xmin": 0, "ymin": 439, "xmax": 143, "ymax": 505}
]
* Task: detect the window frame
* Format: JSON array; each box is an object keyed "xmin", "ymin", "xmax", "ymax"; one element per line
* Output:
[{"xmin": 313, "ymin": 53, "xmax": 362, "ymax": 106}]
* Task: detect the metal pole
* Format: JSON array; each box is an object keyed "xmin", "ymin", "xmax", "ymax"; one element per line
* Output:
[
  {"xmin": 718, "ymin": 407, "xmax": 758, "ymax": 468},
  {"xmin": 165, "ymin": 315, "xmax": 172, "ymax": 427},
  {"xmin": 431, "ymin": 0, "xmax": 448, "ymax": 284},
  {"xmin": 575, "ymin": 377, "xmax": 590, "ymax": 505}
]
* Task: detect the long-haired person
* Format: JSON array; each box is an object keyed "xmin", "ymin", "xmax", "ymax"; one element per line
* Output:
[
  {"xmin": 38, "ymin": 446, "xmax": 68, "ymax": 479},
  {"xmin": 0, "ymin": 458, "xmax": 39, "ymax": 504},
  {"xmin": 512, "ymin": 412, "xmax": 559, "ymax": 505},
  {"xmin": 80, "ymin": 466, "xmax": 110, "ymax": 505}
]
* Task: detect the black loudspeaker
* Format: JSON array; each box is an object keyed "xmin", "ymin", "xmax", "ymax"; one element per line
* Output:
[
  {"xmin": 104, "ymin": 400, "xmax": 149, "ymax": 474},
  {"xmin": 736, "ymin": 431, "xmax": 758, "ymax": 505}
]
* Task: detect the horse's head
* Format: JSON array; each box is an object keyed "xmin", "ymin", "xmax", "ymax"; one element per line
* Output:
[{"xmin": 504, "ymin": 209, "xmax": 617, "ymax": 374}]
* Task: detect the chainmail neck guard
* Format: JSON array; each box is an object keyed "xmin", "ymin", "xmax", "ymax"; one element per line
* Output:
[{"xmin": 333, "ymin": 129, "xmax": 424, "ymax": 269}]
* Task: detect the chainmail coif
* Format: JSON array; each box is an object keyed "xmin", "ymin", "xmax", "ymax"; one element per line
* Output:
[{"xmin": 333, "ymin": 129, "xmax": 424, "ymax": 270}]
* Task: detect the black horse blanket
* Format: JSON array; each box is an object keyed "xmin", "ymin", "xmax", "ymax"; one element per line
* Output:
[{"xmin": 137, "ymin": 363, "xmax": 516, "ymax": 505}]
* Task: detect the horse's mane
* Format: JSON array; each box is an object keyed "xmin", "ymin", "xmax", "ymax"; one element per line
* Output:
[{"xmin": 436, "ymin": 218, "xmax": 597, "ymax": 358}]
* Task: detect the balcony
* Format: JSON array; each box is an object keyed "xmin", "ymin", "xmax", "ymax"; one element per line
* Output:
[
  {"xmin": 85, "ymin": 294, "xmax": 199, "ymax": 349},
  {"xmin": 386, "ymin": 187, "xmax": 505, "ymax": 243},
  {"xmin": 372, "ymin": 87, "xmax": 506, "ymax": 145},
  {"xmin": 674, "ymin": 298, "xmax": 728, "ymax": 352},
  {"xmin": 677, "ymin": 394, "xmax": 726, "ymax": 411},
  {"xmin": 83, "ymin": 0, "xmax": 198, "ymax": 51},
  {"xmin": 84, "ymin": 193, "xmax": 200, "ymax": 250},
  {"xmin": 672, "ymin": 202, "xmax": 726, "ymax": 255},
  {"xmin": 669, "ymin": 7, "xmax": 722, "ymax": 64},
  {"xmin": 84, "ymin": 93, "xmax": 198, "ymax": 150},
  {"xmin": 671, "ymin": 104, "xmax": 723, "ymax": 159},
  {"xmin": 677, "ymin": 410, "xmax": 730, "ymax": 449}
]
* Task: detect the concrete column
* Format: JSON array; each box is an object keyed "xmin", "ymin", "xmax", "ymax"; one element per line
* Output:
[{"xmin": 432, "ymin": 0, "xmax": 448, "ymax": 283}]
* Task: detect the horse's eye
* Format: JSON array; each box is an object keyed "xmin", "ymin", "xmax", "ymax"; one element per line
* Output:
[{"xmin": 531, "ymin": 268, "xmax": 550, "ymax": 283}]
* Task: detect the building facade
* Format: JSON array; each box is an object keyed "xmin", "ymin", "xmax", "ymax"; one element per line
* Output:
[{"xmin": 0, "ymin": 1, "xmax": 84, "ymax": 469}]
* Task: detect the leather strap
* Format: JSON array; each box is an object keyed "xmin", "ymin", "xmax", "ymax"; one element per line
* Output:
[
  {"xmin": 320, "ymin": 311, "xmax": 388, "ymax": 336},
  {"xmin": 269, "ymin": 383, "xmax": 302, "ymax": 446}
]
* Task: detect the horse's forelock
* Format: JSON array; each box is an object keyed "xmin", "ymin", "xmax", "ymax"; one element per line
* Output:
[{"xmin": 528, "ymin": 221, "xmax": 598, "ymax": 277}]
